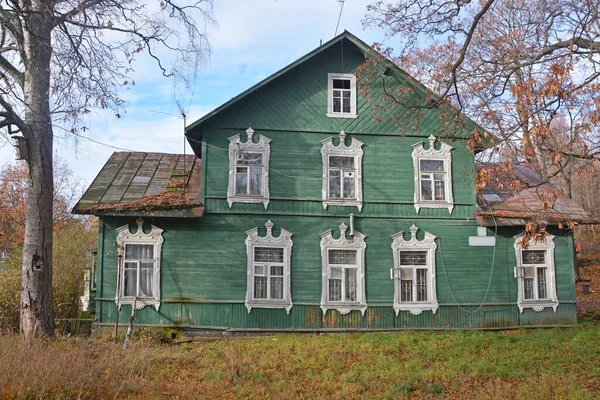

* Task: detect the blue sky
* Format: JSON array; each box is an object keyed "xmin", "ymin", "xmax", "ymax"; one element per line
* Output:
[{"xmin": 0, "ymin": 0, "xmax": 388, "ymax": 186}]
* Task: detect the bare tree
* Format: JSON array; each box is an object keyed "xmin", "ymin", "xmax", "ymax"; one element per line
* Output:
[
  {"xmin": 363, "ymin": 0, "xmax": 600, "ymax": 174},
  {"xmin": 0, "ymin": 0, "xmax": 213, "ymax": 340}
]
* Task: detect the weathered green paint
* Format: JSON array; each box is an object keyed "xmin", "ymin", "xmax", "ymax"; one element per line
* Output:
[
  {"xmin": 90, "ymin": 33, "xmax": 578, "ymax": 330},
  {"xmin": 94, "ymin": 215, "xmax": 577, "ymax": 329}
]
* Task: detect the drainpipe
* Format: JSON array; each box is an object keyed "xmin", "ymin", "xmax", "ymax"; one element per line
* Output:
[{"xmin": 349, "ymin": 213, "xmax": 355, "ymax": 236}]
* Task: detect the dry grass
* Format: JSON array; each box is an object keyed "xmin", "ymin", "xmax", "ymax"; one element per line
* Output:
[{"xmin": 1, "ymin": 322, "xmax": 600, "ymax": 399}]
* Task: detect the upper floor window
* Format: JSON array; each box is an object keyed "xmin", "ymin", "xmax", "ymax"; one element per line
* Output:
[
  {"xmin": 321, "ymin": 131, "xmax": 364, "ymax": 211},
  {"xmin": 514, "ymin": 232, "xmax": 558, "ymax": 313},
  {"xmin": 327, "ymin": 73, "xmax": 357, "ymax": 118},
  {"xmin": 115, "ymin": 218, "xmax": 164, "ymax": 311},
  {"xmin": 390, "ymin": 225, "xmax": 439, "ymax": 316},
  {"xmin": 412, "ymin": 135, "xmax": 454, "ymax": 214},
  {"xmin": 228, "ymin": 127, "xmax": 271, "ymax": 209},
  {"xmin": 245, "ymin": 220, "xmax": 293, "ymax": 313},
  {"xmin": 320, "ymin": 222, "xmax": 367, "ymax": 316}
]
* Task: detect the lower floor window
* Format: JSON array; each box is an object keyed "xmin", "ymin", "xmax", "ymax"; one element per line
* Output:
[
  {"xmin": 327, "ymin": 249, "xmax": 358, "ymax": 302},
  {"xmin": 123, "ymin": 244, "xmax": 155, "ymax": 298},
  {"xmin": 253, "ymin": 247, "xmax": 284, "ymax": 300}
]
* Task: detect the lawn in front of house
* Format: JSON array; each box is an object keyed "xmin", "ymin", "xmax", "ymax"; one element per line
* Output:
[{"xmin": 1, "ymin": 321, "xmax": 599, "ymax": 399}]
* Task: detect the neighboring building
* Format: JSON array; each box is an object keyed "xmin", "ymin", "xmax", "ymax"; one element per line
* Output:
[{"xmin": 73, "ymin": 32, "xmax": 592, "ymax": 331}]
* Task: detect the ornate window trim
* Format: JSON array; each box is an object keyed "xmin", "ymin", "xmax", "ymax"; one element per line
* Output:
[
  {"xmin": 228, "ymin": 127, "xmax": 271, "ymax": 209},
  {"xmin": 412, "ymin": 135, "xmax": 454, "ymax": 214},
  {"xmin": 245, "ymin": 220, "xmax": 293, "ymax": 314},
  {"xmin": 513, "ymin": 232, "xmax": 558, "ymax": 313},
  {"xmin": 321, "ymin": 131, "xmax": 364, "ymax": 211},
  {"xmin": 320, "ymin": 222, "xmax": 367, "ymax": 315},
  {"xmin": 115, "ymin": 218, "xmax": 163, "ymax": 311},
  {"xmin": 390, "ymin": 224, "xmax": 439, "ymax": 316},
  {"xmin": 326, "ymin": 73, "xmax": 358, "ymax": 118}
]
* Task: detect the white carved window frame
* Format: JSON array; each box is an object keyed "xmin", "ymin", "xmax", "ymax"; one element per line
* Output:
[
  {"xmin": 228, "ymin": 127, "xmax": 271, "ymax": 209},
  {"xmin": 513, "ymin": 232, "xmax": 558, "ymax": 313},
  {"xmin": 327, "ymin": 73, "xmax": 358, "ymax": 118},
  {"xmin": 245, "ymin": 220, "xmax": 293, "ymax": 314},
  {"xmin": 115, "ymin": 218, "xmax": 163, "ymax": 311},
  {"xmin": 412, "ymin": 135, "xmax": 454, "ymax": 214},
  {"xmin": 320, "ymin": 222, "xmax": 367, "ymax": 316},
  {"xmin": 390, "ymin": 224, "xmax": 439, "ymax": 316},
  {"xmin": 321, "ymin": 131, "xmax": 364, "ymax": 211}
]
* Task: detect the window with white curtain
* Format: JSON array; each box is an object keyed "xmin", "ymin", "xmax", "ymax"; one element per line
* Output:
[
  {"xmin": 245, "ymin": 220, "xmax": 293, "ymax": 314},
  {"xmin": 320, "ymin": 222, "xmax": 367, "ymax": 316},
  {"xmin": 321, "ymin": 131, "xmax": 364, "ymax": 211},
  {"xmin": 411, "ymin": 135, "xmax": 454, "ymax": 214},
  {"xmin": 390, "ymin": 224, "xmax": 439, "ymax": 316},
  {"xmin": 228, "ymin": 127, "xmax": 271, "ymax": 209},
  {"xmin": 513, "ymin": 232, "xmax": 558, "ymax": 313},
  {"xmin": 116, "ymin": 218, "xmax": 164, "ymax": 310}
]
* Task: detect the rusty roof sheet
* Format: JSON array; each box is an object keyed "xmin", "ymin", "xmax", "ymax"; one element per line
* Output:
[
  {"xmin": 476, "ymin": 163, "xmax": 594, "ymax": 226},
  {"xmin": 73, "ymin": 152, "xmax": 203, "ymax": 217}
]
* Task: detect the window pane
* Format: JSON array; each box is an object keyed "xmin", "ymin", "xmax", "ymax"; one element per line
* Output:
[
  {"xmin": 254, "ymin": 276, "xmax": 267, "ymax": 299},
  {"xmin": 420, "ymin": 160, "xmax": 444, "ymax": 172},
  {"xmin": 524, "ymin": 278, "xmax": 534, "ymax": 300},
  {"xmin": 254, "ymin": 264, "xmax": 265, "ymax": 276},
  {"xmin": 342, "ymin": 90, "xmax": 351, "ymax": 98},
  {"xmin": 270, "ymin": 265, "xmax": 283, "ymax": 276},
  {"xmin": 333, "ymin": 97, "xmax": 341, "ymax": 113},
  {"xmin": 328, "ymin": 170, "xmax": 341, "ymax": 198},
  {"xmin": 522, "ymin": 250, "xmax": 546, "ymax": 265},
  {"xmin": 421, "ymin": 179, "xmax": 432, "ymax": 201},
  {"xmin": 330, "ymin": 267, "xmax": 343, "ymax": 280},
  {"xmin": 125, "ymin": 244, "xmax": 153, "ymax": 260},
  {"xmin": 434, "ymin": 180, "xmax": 445, "ymax": 200},
  {"xmin": 329, "ymin": 279, "xmax": 342, "ymax": 301},
  {"xmin": 329, "ymin": 156, "xmax": 355, "ymax": 168},
  {"xmin": 345, "ymin": 268, "xmax": 357, "ymax": 301},
  {"xmin": 343, "ymin": 176, "xmax": 355, "ymax": 199},
  {"xmin": 235, "ymin": 168, "xmax": 247, "ymax": 195},
  {"xmin": 343, "ymin": 97, "xmax": 351, "ymax": 113},
  {"xmin": 238, "ymin": 152, "xmax": 262, "ymax": 165},
  {"xmin": 401, "ymin": 280, "xmax": 413, "ymax": 302},
  {"xmin": 333, "ymin": 79, "xmax": 350, "ymax": 89},
  {"xmin": 249, "ymin": 167, "xmax": 262, "ymax": 195},
  {"xmin": 417, "ymin": 269, "xmax": 428, "ymax": 302},
  {"xmin": 123, "ymin": 268, "xmax": 137, "ymax": 297},
  {"xmin": 537, "ymin": 268, "xmax": 548, "ymax": 299},
  {"xmin": 329, "ymin": 249, "xmax": 357, "ymax": 265},
  {"xmin": 270, "ymin": 277, "xmax": 283, "ymax": 299},
  {"xmin": 139, "ymin": 266, "xmax": 153, "ymax": 297},
  {"xmin": 400, "ymin": 251, "xmax": 427, "ymax": 266},
  {"xmin": 333, "ymin": 90, "xmax": 341, "ymax": 98},
  {"xmin": 254, "ymin": 247, "xmax": 284, "ymax": 263}
]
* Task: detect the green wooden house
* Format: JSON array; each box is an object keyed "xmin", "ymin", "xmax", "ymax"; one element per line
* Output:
[{"xmin": 74, "ymin": 32, "xmax": 592, "ymax": 331}]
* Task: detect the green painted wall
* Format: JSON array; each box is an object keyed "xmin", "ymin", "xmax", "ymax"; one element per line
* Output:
[{"xmin": 94, "ymin": 216, "xmax": 577, "ymax": 329}]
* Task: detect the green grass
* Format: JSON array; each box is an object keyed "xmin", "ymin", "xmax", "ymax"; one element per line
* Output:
[{"xmin": 1, "ymin": 323, "xmax": 599, "ymax": 399}]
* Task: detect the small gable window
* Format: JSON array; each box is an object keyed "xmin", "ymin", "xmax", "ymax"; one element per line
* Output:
[
  {"xmin": 320, "ymin": 222, "xmax": 367, "ymax": 316},
  {"xmin": 391, "ymin": 225, "xmax": 439, "ymax": 316},
  {"xmin": 228, "ymin": 127, "xmax": 271, "ymax": 209},
  {"xmin": 412, "ymin": 135, "xmax": 454, "ymax": 214},
  {"xmin": 513, "ymin": 232, "xmax": 558, "ymax": 313},
  {"xmin": 327, "ymin": 73, "xmax": 357, "ymax": 118},
  {"xmin": 321, "ymin": 131, "xmax": 364, "ymax": 211},
  {"xmin": 115, "ymin": 218, "xmax": 164, "ymax": 311},
  {"xmin": 245, "ymin": 221, "xmax": 293, "ymax": 314}
]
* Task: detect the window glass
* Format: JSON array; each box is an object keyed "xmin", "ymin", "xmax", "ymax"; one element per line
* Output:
[
  {"xmin": 400, "ymin": 251, "xmax": 428, "ymax": 265},
  {"xmin": 329, "ymin": 249, "xmax": 357, "ymax": 265},
  {"xmin": 522, "ymin": 250, "xmax": 546, "ymax": 264},
  {"xmin": 255, "ymin": 247, "xmax": 284, "ymax": 263},
  {"xmin": 420, "ymin": 160, "xmax": 444, "ymax": 172}
]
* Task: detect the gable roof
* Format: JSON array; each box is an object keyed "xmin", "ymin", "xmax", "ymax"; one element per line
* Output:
[
  {"xmin": 475, "ymin": 163, "xmax": 594, "ymax": 226},
  {"xmin": 72, "ymin": 152, "xmax": 203, "ymax": 217},
  {"xmin": 185, "ymin": 31, "xmax": 486, "ymax": 150}
]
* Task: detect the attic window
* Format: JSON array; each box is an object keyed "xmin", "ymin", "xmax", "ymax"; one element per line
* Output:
[{"xmin": 327, "ymin": 73, "xmax": 357, "ymax": 118}]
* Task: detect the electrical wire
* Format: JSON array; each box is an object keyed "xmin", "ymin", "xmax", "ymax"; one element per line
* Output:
[
  {"xmin": 438, "ymin": 213, "xmax": 498, "ymax": 314},
  {"xmin": 334, "ymin": 0, "xmax": 345, "ymax": 37}
]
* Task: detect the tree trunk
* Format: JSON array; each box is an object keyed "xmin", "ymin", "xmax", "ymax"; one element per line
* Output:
[{"xmin": 20, "ymin": 1, "xmax": 55, "ymax": 340}]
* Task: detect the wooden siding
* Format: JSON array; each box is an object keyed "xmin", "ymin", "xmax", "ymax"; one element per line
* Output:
[
  {"xmin": 202, "ymin": 128, "xmax": 476, "ymax": 218},
  {"xmin": 189, "ymin": 39, "xmax": 478, "ymax": 148},
  {"xmin": 94, "ymin": 216, "xmax": 576, "ymax": 329}
]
